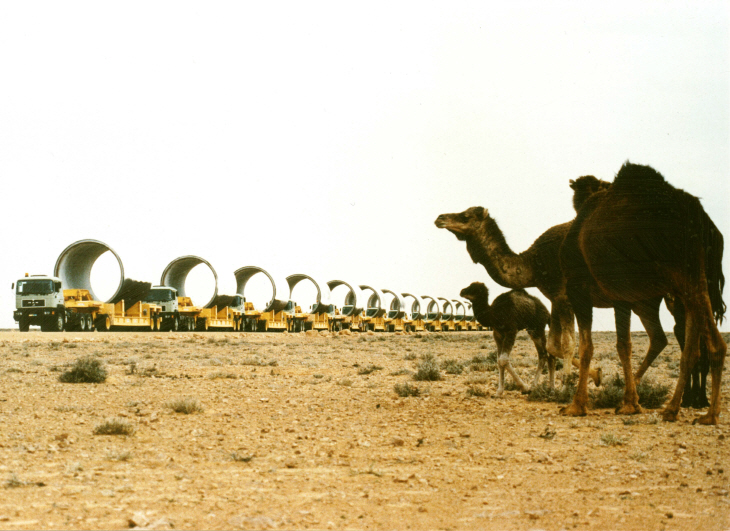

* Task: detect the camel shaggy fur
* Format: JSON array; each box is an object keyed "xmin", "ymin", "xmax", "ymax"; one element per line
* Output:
[{"xmin": 460, "ymin": 282, "xmax": 554, "ymax": 396}]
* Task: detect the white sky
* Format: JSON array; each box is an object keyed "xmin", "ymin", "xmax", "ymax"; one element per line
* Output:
[{"xmin": 0, "ymin": 1, "xmax": 728, "ymax": 331}]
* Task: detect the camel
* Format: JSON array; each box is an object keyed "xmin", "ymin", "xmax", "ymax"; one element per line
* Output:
[
  {"xmin": 435, "ymin": 206, "xmax": 606, "ymax": 387},
  {"xmin": 571, "ymin": 176, "xmax": 713, "ymax": 410},
  {"xmin": 559, "ymin": 162, "xmax": 726, "ymax": 424},
  {"xmin": 460, "ymin": 282, "xmax": 554, "ymax": 396}
]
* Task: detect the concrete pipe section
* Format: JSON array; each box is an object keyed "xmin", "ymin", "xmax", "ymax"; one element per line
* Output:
[
  {"xmin": 462, "ymin": 300, "xmax": 476, "ymax": 321},
  {"xmin": 451, "ymin": 299, "xmax": 466, "ymax": 322},
  {"xmin": 360, "ymin": 285, "xmax": 386, "ymax": 318},
  {"xmin": 286, "ymin": 274, "xmax": 333, "ymax": 314},
  {"xmin": 382, "ymin": 289, "xmax": 406, "ymax": 320},
  {"xmin": 234, "ymin": 266, "xmax": 291, "ymax": 312},
  {"xmin": 421, "ymin": 295, "xmax": 441, "ymax": 322},
  {"xmin": 54, "ymin": 239, "xmax": 151, "ymax": 305},
  {"xmin": 401, "ymin": 292, "xmax": 425, "ymax": 320},
  {"xmin": 438, "ymin": 298, "xmax": 454, "ymax": 320},
  {"xmin": 326, "ymin": 280, "xmax": 365, "ymax": 316},
  {"xmin": 160, "ymin": 255, "xmax": 219, "ymax": 309}
]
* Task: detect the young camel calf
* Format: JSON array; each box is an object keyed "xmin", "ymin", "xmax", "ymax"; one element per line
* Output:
[{"xmin": 461, "ymin": 282, "xmax": 555, "ymax": 397}]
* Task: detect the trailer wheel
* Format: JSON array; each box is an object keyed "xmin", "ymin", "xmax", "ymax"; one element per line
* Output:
[
  {"xmin": 18, "ymin": 317, "xmax": 30, "ymax": 332},
  {"xmin": 172, "ymin": 316, "xmax": 179, "ymax": 332},
  {"xmin": 96, "ymin": 316, "xmax": 110, "ymax": 332},
  {"xmin": 86, "ymin": 314, "xmax": 95, "ymax": 331},
  {"xmin": 79, "ymin": 315, "xmax": 88, "ymax": 332}
]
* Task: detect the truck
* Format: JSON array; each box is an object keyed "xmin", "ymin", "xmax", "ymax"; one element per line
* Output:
[
  {"xmin": 143, "ymin": 286, "xmax": 245, "ymax": 331},
  {"xmin": 13, "ymin": 274, "xmax": 162, "ymax": 332}
]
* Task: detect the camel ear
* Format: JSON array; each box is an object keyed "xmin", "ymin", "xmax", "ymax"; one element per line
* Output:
[
  {"xmin": 473, "ymin": 206, "xmax": 487, "ymax": 218},
  {"xmin": 569, "ymin": 179, "xmax": 576, "ymax": 189}
]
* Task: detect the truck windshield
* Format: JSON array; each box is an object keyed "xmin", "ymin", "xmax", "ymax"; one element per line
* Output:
[
  {"xmin": 144, "ymin": 289, "xmax": 175, "ymax": 302},
  {"xmin": 16, "ymin": 279, "xmax": 54, "ymax": 295}
]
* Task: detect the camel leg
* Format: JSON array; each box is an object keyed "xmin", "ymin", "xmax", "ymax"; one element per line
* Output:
[
  {"xmin": 632, "ymin": 298, "xmax": 668, "ymax": 384},
  {"xmin": 666, "ymin": 298, "xmax": 710, "ymax": 409},
  {"xmin": 662, "ymin": 303, "xmax": 702, "ymax": 422},
  {"xmin": 694, "ymin": 302, "xmax": 727, "ymax": 425},
  {"xmin": 560, "ymin": 286, "xmax": 593, "ymax": 417},
  {"xmin": 694, "ymin": 344, "xmax": 710, "ymax": 409},
  {"xmin": 528, "ymin": 328, "xmax": 549, "ymax": 389},
  {"xmin": 493, "ymin": 330, "xmax": 506, "ymax": 398},
  {"xmin": 614, "ymin": 303, "xmax": 642, "ymax": 415},
  {"xmin": 497, "ymin": 330, "xmax": 529, "ymax": 394},
  {"xmin": 547, "ymin": 355, "xmax": 556, "ymax": 388}
]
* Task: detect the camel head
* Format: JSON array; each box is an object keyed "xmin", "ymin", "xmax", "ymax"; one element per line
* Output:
[
  {"xmin": 434, "ymin": 207, "xmax": 488, "ymax": 241},
  {"xmin": 460, "ymin": 281, "xmax": 489, "ymax": 303},
  {"xmin": 569, "ymin": 175, "xmax": 611, "ymax": 213}
]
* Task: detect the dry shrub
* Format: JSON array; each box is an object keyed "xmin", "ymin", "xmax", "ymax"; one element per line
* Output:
[{"xmin": 59, "ymin": 356, "xmax": 107, "ymax": 383}]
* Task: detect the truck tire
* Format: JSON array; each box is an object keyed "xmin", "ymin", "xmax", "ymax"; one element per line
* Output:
[
  {"xmin": 79, "ymin": 315, "xmax": 88, "ymax": 332},
  {"xmin": 18, "ymin": 317, "xmax": 30, "ymax": 332},
  {"xmin": 172, "ymin": 316, "xmax": 179, "ymax": 332},
  {"xmin": 51, "ymin": 313, "xmax": 65, "ymax": 332},
  {"xmin": 86, "ymin": 314, "xmax": 94, "ymax": 331}
]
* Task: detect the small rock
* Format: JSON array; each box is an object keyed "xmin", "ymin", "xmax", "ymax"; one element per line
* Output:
[
  {"xmin": 392, "ymin": 437, "xmax": 405, "ymax": 447},
  {"xmin": 129, "ymin": 511, "xmax": 150, "ymax": 528}
]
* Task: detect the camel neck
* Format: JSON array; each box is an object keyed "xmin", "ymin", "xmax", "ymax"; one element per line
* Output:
[{"xmin": 466, "ymin": 215, "xmax": 534, "ymax": 289}]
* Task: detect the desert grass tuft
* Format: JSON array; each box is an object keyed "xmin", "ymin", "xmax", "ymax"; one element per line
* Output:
[
  {"xmin": 599, "ymin": 432, "xmax": 626, "ymax": 446},
  {"xmin": 166, "ymin": 397, "xmax": 204, "ymax": 414},
  {"xmin": 93, "ymin": 418, "xmax": 135, "ymax": 436},
  {"xmin": 358, "ymin": 364, "xmax": 383, "ymax": 375},
  {"xmin": 441, "ymin": 359, "xmax": 464, "ymax": 375},
  {"xmin": 591, "ymin": 374, "xmax": 670, "ymax": 409},
  {"xmin": 413, "ymin": 354, "xmax": 441, "ymax": 381},
  {"xmin": 394, "ymin": 382, "xmax": 423, "ymax": 397},
  {"xmin": 466, "ymin": 385, "xmax": 489, "ymax": 398},
  {"xmin": 528, "ymin": 373, "xmax": 577, "ymax": 403},
  {"xmin": 59, "ymin": 356, "xmax": 107, "ymax": 383}
]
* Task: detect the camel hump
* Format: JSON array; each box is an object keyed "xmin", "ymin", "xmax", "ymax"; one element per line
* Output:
[{"xmin": 613, "ymin": 161, "xmax": 667, "ymax": 188}]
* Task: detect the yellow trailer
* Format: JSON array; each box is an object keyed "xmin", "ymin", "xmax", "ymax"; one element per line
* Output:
[{"xmin": 64, "ymin": 289, "xmax": 161, "ymax": 331}]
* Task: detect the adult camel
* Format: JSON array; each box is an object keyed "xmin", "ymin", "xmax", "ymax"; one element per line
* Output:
[{"xmin": 560, "ymin": 162, "xmax": 726, "ymax": 424}]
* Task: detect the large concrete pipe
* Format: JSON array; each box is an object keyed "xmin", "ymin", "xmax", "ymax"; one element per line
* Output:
[
  {"xmin": 451, "ymin": 299, "xmax": 466, "ymax": 322},
  {"xmin": 160, "ymin": 255, "xmax": 219, "ymax": 308},
  {"xmin": 234, "ymin": 266, "xmax": 291, "ymax": 312},
  {"xmin": 54, "ymin": 239, "xmax": 151, "ymax": 305},
  {"xmin": 360, "ymin": 285, "xmax": 386, "ymax": 318},
  {"xmin": 286, "ymin": 274, "xmax": 333, "ymax": 314},
  {"xmin": 462, "ymin": 300, "xmax": 475, "ymax": 321},
  {"xmin": 438, "ymin": 298, "xmax": 454, "ymax": 320},
  {"xmin": 401, "ymin": 292, "xmax": 425, "ymax": 320},
  {"xmin": 382, "ymin": 289, "xmax": 406, "ymax": 320},
  {"xmin": 421, "ymin": 295, "xmax": 441, "ymax": 322},
  {"xmin": 327, "ymin": 280, "xmax": 365, "ymax": 316}
]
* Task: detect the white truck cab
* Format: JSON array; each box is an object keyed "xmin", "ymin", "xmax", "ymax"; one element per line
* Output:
[
  {"xmin": 13, "ymin": 274, "xmax": 66, "ymax": 331},
  {"xmin": 143, "ymin": 286, "xmax": 179, "ymax": 313}
]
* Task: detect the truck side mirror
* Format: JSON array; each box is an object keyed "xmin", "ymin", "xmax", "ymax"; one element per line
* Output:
[{"xmin": 11, "ymin": 283, "xmax": 14, "ymax": 290}]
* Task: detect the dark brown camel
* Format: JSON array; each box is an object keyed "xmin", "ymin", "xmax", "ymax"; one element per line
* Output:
[
  {"xmin": 571, "ymin": 175, "xmax": 714, "ymax": 410},
  {"xmin": 560, "ymin": 162, "xmax": 726, "ymax": 424},
  {"xmin": 460, "ymin": 282, "xmax": 554, "ymax": 395}
]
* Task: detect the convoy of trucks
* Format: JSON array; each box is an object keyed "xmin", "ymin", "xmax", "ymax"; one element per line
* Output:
[{"xmin": 12, "ymin": 239, "xmax": 483, "ymax": 334}]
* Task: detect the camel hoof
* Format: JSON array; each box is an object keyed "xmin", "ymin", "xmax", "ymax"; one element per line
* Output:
[
  {"xmin": 492, "ymin": 391, "xmax": 504, "ymax": 399},
  {"xmin": 615, "ymin": 404, "xmax": 643, "ymax": 415},
  {"xmin": 693, "ymin": 414, "xmax": 718, "ymax": 426},
  {"xmin": 560, "ymin": 403, "xmax": 587, "ymax": 417},
  {"xmin": 694, "ymin": 397, "xmax": 711, "ymax": 410},
  {"xmin": 661, "ymin": 408, "xmax": 679, "ymax": 422}
]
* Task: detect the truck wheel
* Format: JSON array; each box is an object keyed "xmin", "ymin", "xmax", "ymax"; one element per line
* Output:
[
  {"xmin": 86, "ymin": 314, "xmax": 94, "ymax": 331},
  {"xmin": 18, "ymin": 318, "xmax": 30, "ymax": 332},
  {"xmin": 79, "ymin": 315, "xmax": 88, "ymax": 332},
  {"xmin": 96, "ymin": 316, "xmax": 110, "ymax": 332},
  {"xmin": 172, "ymin": 317, "xmax": 179, "ymax": 332},
  {"xmin": 51, "ymin": 313, "xmax": 65, "ymax": 332}
]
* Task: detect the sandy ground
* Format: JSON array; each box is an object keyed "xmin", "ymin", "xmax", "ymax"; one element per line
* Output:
[{"xmin": 0, "ymin": 329, "xmax": 728, "ymax": 531}]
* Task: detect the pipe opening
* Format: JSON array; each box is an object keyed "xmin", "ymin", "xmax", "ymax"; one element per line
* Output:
[
  {"xmin": 382, "ymin": 289, "xmax": 405, "ymax": 320},
  {"xmin": 438, "ymin": 298, "xmax": 454, "ymax": 320},
  {"xmin": 160, "ymin": 256, "xmax": 218, "ymax": 308},
  {"xmin": 287, "ymin": 274, "xmax": 332, "ymax": 314},
  {"xmin": 360, "ymin": 285, "xmax": 386, "ymax": 319},
  {"xmin": 401, "ymin": 293, "xmax": 425, "ymax": 320},
  {"xmin": 327, "ymin": 280, "xmax": 364, "ymax": 316},
  {"xmin": 234, "ymin": 266, "xmax": 290, "ymax": 312},
  {"xmin": 421, "ymin": 295, "xmax": 440, "ymax": 322},
  {"xmin": 54, "ymin": 239, "xmax": 150, "ymax": 306}
]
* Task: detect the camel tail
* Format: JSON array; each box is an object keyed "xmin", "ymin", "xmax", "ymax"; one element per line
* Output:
[{"xmin": 705, "ymin": 215, "xmax": 726, "ymax": 324}]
